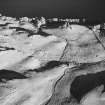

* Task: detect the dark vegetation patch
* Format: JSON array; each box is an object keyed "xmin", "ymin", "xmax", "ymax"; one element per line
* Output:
[
  {"xmin": 9, "ymin": 27, "xmax": 35, "ymax": 35},
  {"xmin": 0, "ymin": 70, "xmax": 27, "ymax": 82},
  {"xmin": 0, "ymin": 23, "xmax": 11, "ymax": 27},
  {"xmin": 45, "ymin": 21, "xmax": 65, "ymax": 29},
  {"xmin": 0, "ymin": 46, "xmax": 15, "ymax": 51},
  {"xmin": 36, "ymin": 28, "xmax": 51, "ymax": 37},
  {"xmin": 24, "ymin": 60, "xmax": 69, "ymax": 74},
  {"xmin": 70, "ymin": 70, "xmax": 105, "ymax": 102}
]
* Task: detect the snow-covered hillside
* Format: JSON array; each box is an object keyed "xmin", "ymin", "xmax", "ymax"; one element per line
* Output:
[{"xmin": 0, "ymin": 14, "xmax": 105, "ymax": 105}]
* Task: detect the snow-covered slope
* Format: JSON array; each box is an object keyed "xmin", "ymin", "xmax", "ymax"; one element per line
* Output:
[{"xmin": 0, "ymin": 14, "xmax": 105, "ymax": 105}]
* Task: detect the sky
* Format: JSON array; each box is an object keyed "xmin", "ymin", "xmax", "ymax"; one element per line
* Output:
[{"xmin": 0, "ymin": 0, "xmax": 105, "ymax": 19}]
